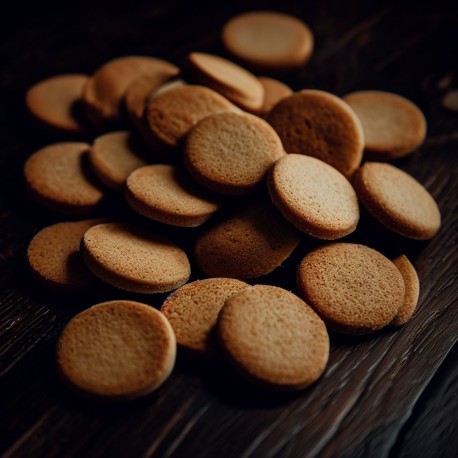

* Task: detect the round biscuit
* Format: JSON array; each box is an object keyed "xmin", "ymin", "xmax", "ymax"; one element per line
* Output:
[
  {"xmin": 257, "ymin": 77, "xmax": 293, "ymax": 116},
  {"xmin": 57, "ymin": 300, "xmax": 176, "ymax": 399},
  {"xmin": 222, "ymin": 11, "xmax": 314, "ymax": 71},
  {"xmin": 145, "ymin": 85, "xmax": 237, "ymax": 151},
  {"xmin": 82, "ymin": 56, "xmax": 178, "ymax": 129},
  {"xmin": 27, "ymin": 219, "xmax": 104, "ymax": 292},
  {"xmin": 194, "ymin": 202, "xmax": 300, "ymax": 279},
  {"xmin": 184, "ymin": 112, "xmax": 285, "ymax": 195},
  {"xmin": 24, "ymin": 142, "xmax": 105, "ymax": 215},
  {"xmin": 343, "ymin": 91, "xmax": 427, "ymax": 160},
  {"xmin": 217, "ymin": 285, "xmax": 329, "ymax": 390},
  {"xmin": 25, "ymin": 74, "xmax": 89, "ymax": 135},
  {"xmin": 81, "ymin": 223, "xmax": 190, "ymax": 293},
  {"xmin": 186, "ymin": 52, "xmax": 264, "ymax": 112},
  {"xmin": 89, "ymin": 131, "xmax": 148, "ymax": 190},
  {"xmin": 266, "ymin": 89, "xmax": 364, "ymax": 177},
  {"xmin": 125, "ymin": 164, "xmax": 221, "ymax": 227},
  {"xmin": 161, "ymin": 278, "xmax": 249, "ymax": 357},
  {"xmin": 297, "ymin": 243, "xmax": 405, "ymax": 334},
  {"xmin": 352, "ymin": 162, "xmax": 441, "ymax": 239},
  {"xmin": 391, "ymin": 255, "xmax": 420, "ymax": 326},
  {"xmin": 268, "ymin": 154, "xmax": 359, "ymax": 239}
]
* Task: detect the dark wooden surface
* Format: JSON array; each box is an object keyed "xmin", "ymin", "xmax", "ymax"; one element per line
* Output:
[{"xmin": 0, "ymin": 1, "xmax": 457, "ymax": 457}]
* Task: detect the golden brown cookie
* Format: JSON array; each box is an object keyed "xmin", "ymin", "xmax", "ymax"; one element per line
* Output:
[
  {"xmin": 57, "ymin": 300, "xmax": 176, "ymax": 399},
  {"xmin": 442, "ymin": 89, "xmax": 458, "ymax": 112},
  {"xmin": 25, "ymin": 74, "xmax": 89, "ymax": 135},
  {"xmin": 82, "ymin": 56, "xmax": 178, "ymax": 129},
  {"xmin": 161, "ymin": 278, "xmax": 249, "ymax": 357},
  {"xmin": 27, "ymin": 219, "xmax": 104, "ymax": 292},
  {"xmin": 124, "ymin": 74, "xmax": 179, "ymax": 138},
  {"xmin": 268, "ymin": 154, "xmax": 359, "ymax": 239},
  {"xmin": 297, "ymin": 243, "xmax": 405, "ymax": 334},
  {"xmin": 194, "ymin": 202, "xmax": 300, "ymax": 279},
  {"xmin": 89, "ymin": 131, "xmax": 148, "ymax": 190},
  {"xmin": 391, "ymin": 255, "xmax": 420, "ymax": 326},
  {"xmin": 150, "ymin": 79, "xmax": 187, "ymax": 100},
  {"xmin": 257, "ymin": 77, "xmax": 293, "ymax": 116},
  {"xmin": 353, "ymin": 162, "xmax": 441, "ymax": 239},
  {"xmin": 24, "ymin": 142, "xmax": 105, "ymax": 215},
  {"xmin": 217, "ymin": 285, "xmax": 329, "ymax": 390},
  {"xmin": 266, "ymin": 89, "xmax": 364, "ymax": 177},
  {"xmin": 184, "ymin": 112, "xmax": 285, "ymax": 195},
  {"xmin": 125, "ymin": 164, "xmax": 221, "ymax": 227},
  {"xmin": 145, "ymin": 85, "xmax": 237, "ymax": 151},
  {"xmin": 222, "ymin": 11, "xmax": 314, "ymax": 71},
  {"xmin": 81, "ymin": 223, "xmax": 190, "ymax": 293},
  {"xmin": 186, "ymin": 52, "xmax": 264, "ymax": 112},
  {"xmin": 343, "ymin": 91, "xmax": 427, "ymax": 160}
]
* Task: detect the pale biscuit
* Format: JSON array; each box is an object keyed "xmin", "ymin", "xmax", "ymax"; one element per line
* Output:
[
  {"xmin": 217, "ymin": 285, "xmax": 329, "ymax": 390},
  {"xmin": 186, "ymin": 52, "xmax": 264, "ymax": 112},
  {"xmin": 145, "ymin": 85, "xmax": 237, "ymax": 151},
  {"xmin": 297, "ymin": 243, "xmax": 405, "ymax": 334},
  {"xmin": 24, "ymin": 142, "xmax": 105, "ymax": 215},
  {"xmin": 257, "ymin": 77, "xmax": 293, "ymax": 116},
  {"xmin": 125, "ymin": 164, "xmax": 221, "ymax": 227},
  {"xmin": 268, "ymin": 154, "xmax": 359, "ymax": 239},
  {"xmin": 343, "ymin": 91, "xmax": 427, "ymax": 160},
  {"xmin": 352, "ymin": 162, "xmax": 441, "ymax": 239},
  {"xmin": 184, "ymin": 112, "xmax": 285, "ymax": 195},
  {"xmin": 57, "ymin": 300, "xmax": 176, "ymax": 399},
  {"xmin": 82, "ymin": 56, "xmax": 178, "ymax": 128},
  {"xmin": 194, "ymin": 202, "xmax": 300, "ymax": 279},
  {"xmin": 81, "ymin": 223, "xmax": 190, "ymax": 293},
  {"xmin": 222, "ymin": 11, "xmax": 314, "ymax": 71},
  {"xmin": 266, "ymin": 89, "xmax": 364, "ymax": 177},
  {"xmin": 392, "ymin": 255, "xmax": 420, "ymax": 326},
  {"xmin": 161, "ymin": 278, "xmax": 249, "ymax": 357},
  {"xmin": 27, "ymin": 219, "xmax": 104, "ymax": 292},
  {"xmin": 89, "ymin": 131, "xmax": 148, "ymax": 190},
  {"xmin": 25, "ymin": 74, "xmax": 89, "ymax": 135}
]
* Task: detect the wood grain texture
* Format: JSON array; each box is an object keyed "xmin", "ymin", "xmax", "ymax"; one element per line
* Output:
[{"xmin": 0, "ymin": 0, "xmax": 457, "ymax": 457}]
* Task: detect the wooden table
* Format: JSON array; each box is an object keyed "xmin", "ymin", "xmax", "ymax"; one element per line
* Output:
[{"xmin": 1, "ymin": 1, "xmax": 457, "ymax": 456}]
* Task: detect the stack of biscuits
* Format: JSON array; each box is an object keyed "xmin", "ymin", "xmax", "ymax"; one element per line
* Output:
[{"xmin": 24, "ymin": 11, "xmax": 440, "ymax": 400}]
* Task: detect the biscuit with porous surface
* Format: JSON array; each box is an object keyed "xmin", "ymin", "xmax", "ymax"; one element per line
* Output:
[
  {"xmin": 217, "ymin": 285, "xmax": 329, "ymax": 390},
  {"xmin": 391, "ymin": 255, "xmax": 420, "ymax": 326},
  {"xmin": 125, "ymin": 164, "xmax": 221, "ymax": 227},
  {"xmin": 24, "ymin": 142, "xmax": 105, "ymax": 215},
  {"xmin": 57, "ymin": 300, "xmax": 176, "ymax": 399},
  {"xmin": 222, "ymin": 11, "xmax": 314, "ymax": 71},
  {"xmin": 81, "ymin": 223, "xmax": 190, "ymax": 293},
  {"xmin": 343, "ymin": 91, "xmax": 427, "ymax": 160},
  {"xmin": 89, "ymin": 131, "xmax": 148, "ymax": 190},
  {"xmin": 268, "ymin": 154, "xmax": 359, "ymax": 239},
  {"xmin": 27, "ymin": 219, "xmax": 104, "ymax": 292},
  {"xmin": 266, "ymin": 89, "xmax": 364, "ymax": 177},
  {"xmin": 297, "ymin": 243, "xmax": 405, "ymax": 334},
  {"xmin": 257, "ymin": 77, "xmax": 293, "ymax": 116},
  {"xmin": 185, "ymin": 112, "xmax": 285, "ymax": 195},
  {"xmin": 26, "ymin": 74, "xmax": 89, "ymax": 135},
  {"xmin": 194, "ymin": 202, "xmax": 300, "ymax": 279},
  {"xmin": 82, "ymin": 56, "xmax": 178, "ymax": 129},
  {"xmin": 161, "ymin": 278, "xmax": 249, "ymax": 357},
  {"xmin": 352, "ymin": 162, "xmax": 441, "ymax": 239},
  {"xmin": 145, "ymin": 85, "xmax": 237, "ymax": 151},
  {"xmin": 186, "ymin": 52, "xmax": 264, "ymax": 112}
]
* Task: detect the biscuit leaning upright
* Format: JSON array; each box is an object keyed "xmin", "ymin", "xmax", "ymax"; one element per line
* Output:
[
  {"xmin": 353, "ymin": 162, "xmax": 441, "ymax": 239},
  {"xmin": 267, "ymin": 90, "xmax": 364, "ymax": 177}
]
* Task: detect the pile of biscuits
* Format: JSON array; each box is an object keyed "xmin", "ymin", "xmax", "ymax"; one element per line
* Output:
[{"xmin": 24, "ymin": 11, "xmax": 441, "ymax": 399}]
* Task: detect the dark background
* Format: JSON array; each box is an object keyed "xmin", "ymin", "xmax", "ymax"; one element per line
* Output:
[{"xmin": 0, "ymin": 1, "xmax": 457, "ymax": 457}]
